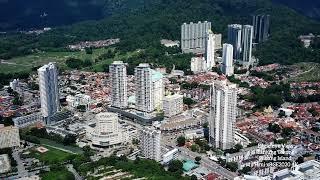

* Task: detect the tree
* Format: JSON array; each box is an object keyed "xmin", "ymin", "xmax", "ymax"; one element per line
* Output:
[
  {"xmin": 168, "ymin": 160, "xmax": 183, "ymax": 174},
  {"xmin": 195, "ymin": 156, "xmax": 201, "ymax": 164},
  {"xmin": 268, "ymin": 123, "xmax": 281, "ymax": 133},
  {"xmin": 85, "ymin": 47, "xmax": 93, "ymax": 54},
  {"xmin": 234, "ymin": 144, "xmax": 243, "ymax": 152},
  {"xmin": 63, "ymin": 134, "xmax": 77, "ymax": 145},
  {"xmin": 190, "ymin": 144, "xmax": 199, "ymax": 152},
  {"xmin": 239, "ymin": 166, "xmax": 251, "ymax": 174},
  {"xmin": 183, "ymin": 97, "xmax": 196, "ymax": 107},
  {"xmin": 177, "ymin": 136, "xmax": 186, "ymax": 146},
  {"xmin": 296, "ymin": 156, "xmax": 304, "ymax": 164},
  {"xmin": 226, "ymin": 162, "xmax": 238, "ymax": 172},
  {"xmin": 281, "ymin": 127, "xmax": 294, "ymax": 138},
  {"xmin": 190, "ymin": 174, "xmax": 197, "ymax": 180}
]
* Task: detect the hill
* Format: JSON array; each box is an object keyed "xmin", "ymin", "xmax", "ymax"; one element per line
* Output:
[
  {"xmin": 0, "ymin": 0, "xmax": 320, "ymax": 68},
  {"xmin": 272, "ymin": 0, "xmax": 320, "ymax": 20},
  {"xmin": 0, "ymin": 0, "xmax": 145, "ymax": 31}
]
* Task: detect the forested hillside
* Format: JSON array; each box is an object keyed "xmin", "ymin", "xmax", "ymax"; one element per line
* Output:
[
  {"xmin": 272, "ymin": 0, "xmax": 320, "ymax": 20},
  {"xmin": 0, "ymin": 0, "xmax": 320, "ymax": 66},
  {"xmin": 0, "ymin": 0, "xmax": 146, "ymax": 31}
]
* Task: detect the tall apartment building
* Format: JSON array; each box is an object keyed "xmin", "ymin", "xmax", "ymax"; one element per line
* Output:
[
  {"xmin": 181, "ymin": 21, "xmax": 212, "ymax": 53},
  {"xmin": 227, "ymin": 24, "xmax": 242, "ymax": 60},
  {"xmin": 0, "ymin": 125, "xmax": 20, "ymax": 149},
  {"xmin": 163, "ymin": 94, "xmax": 184, "ymax": 117},
  {"xmin": 241, "ymin": 25, "xmax": 254, "ymax": 66},
  {"xmin": 253, "ymin": 14, "xmax": 270, "ymax": 43},
  {"xmin": 38, "ymin": 62, "xmax": 59, "ymax": 124},
  {"xmin": 209, "ymin": 80, "xmax": 237, "ymax": 150},
  {"xmin": 205, "ymin": 29, "xmax": 215, "ymax": 69},
  {"xmin": 221, "ymin": 44, "xmax": 234, "ymax": 76},
  {"xmin": 191, "ymin": 57, "xmax": 206, "ymax": 74},
  {"xmin": 109, "ymin": 61, "xmax": 128, "ymax": 109},
  {"xmin": 135, "ymin": 63, "xmax": 154, "ymax": 113},
  {"xmin": 140, "ymin": 127, "xmax": 161, "ymax": 162},
  {"xmin": 152, "ymin": 70, "xmax": 164, "ymax": 111}
]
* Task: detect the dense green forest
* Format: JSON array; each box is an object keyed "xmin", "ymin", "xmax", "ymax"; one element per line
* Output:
[
  {"xmin": 0, "ymin": 0, "xmax": 320, "ymax": 68},
  {"xmin": 0, "ymin": 0, "xmax": 147, "ymax": 31}
]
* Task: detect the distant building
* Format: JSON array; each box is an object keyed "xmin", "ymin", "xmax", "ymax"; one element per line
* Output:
[
  {"xmin": 253, "ymin": 14, "xmax": 270, "ymax": 43},
  {"xmin": 66, "ymin": 94, "xmax": 91, "ymax": 110},
  {"xmin": 0, "ymin": 125, "xmax": 20, "ymax": 149},
  {"xmin": 135, "ymin": 63, "xmax": 154, "ymax": 113},
  {"xmin": 9, "ymin": 79, "xmax": 19, "ymax": 91},
  {"xmin": 160, "ymin": 39, "xmax": 180, "ymax": 47},
  {"xmin": 228, "ymin": 24, "xmax": 242, "ymax": 60},
  {"xmin": 152, "ymin": 70, "xmax": 164, "ymax": 111},
  {"xmin": 163, "ymin": 94, "xmax": 184, "ymax": 117},
  {"xmin": 214, "ymin": 34, "xmax": 222, "ymax": 50},
  {"xmin": 38, "ymin": 63, "xmax": 59, "ymax": 124},
  {"xmin": 241, "ymin": 25, "xmax": 254, "ymax": 67},
  {"xmin": 221, "ymin": 44, "xmax": 234, "ymax": 76},
  {"xmin": 205, "ymin": 30, "xmax": 215, "ymax": 69},
  {"xmin": 181, "ymin": 21, "xmax": 212, "ymax": 53},
  {"xmin": 86, "ymin": 112, "xmax": 127, "ymax": 147},
  {"xmin": 191, "ymin": 57, "xmax": 206, "ymax": 74},
  {"xmin": 209, "ymin": 81, "xmax": 237, "ymax": 150},
  {"xmin": 13, "ymin": 112, "xmax": 43, "ymax": 128},
  {"xmin": 110, "ymin": 61, "xmax": 128, "ymax": 109},
  {"xmin": 140, "ymin": 127, "xmax": 161, "ymax": 162}
]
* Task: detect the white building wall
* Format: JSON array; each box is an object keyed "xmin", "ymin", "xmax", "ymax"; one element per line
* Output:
[
  {"xmin": 140, "ymin": 127, "xmax": 161, "ymax": 162},
  {"xmin": 38, "ymin": 63, "xmax": 59, "ymax": 123},
  {"xmin": 110, "ymin": 61, "xmax": 128, "ymax": 109},
  {"xmin": 209, "ymin": 81, "xmax": 237, "ymax": 150},
  {"xmin": 221, "ymin": 44, "xmax": 234, "ymax": 76},
  {"xmin": 205, "ymin": 30, "xmax": 215, "ymax": 69},
  {"xmin": 163, "ymin": 94, "xmax": 184, "ymax": 117},
  {"xmin": 135, "ymin": 63, "xmax": 154, "ymax": 113}
]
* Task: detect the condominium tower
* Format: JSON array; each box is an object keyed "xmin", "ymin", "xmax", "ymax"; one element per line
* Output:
[
  {"xmin": 181, "ymin": 21, "xmax": 212, "ymax": 53},
  {"xmin": 205, "ymin": 29, "xmax": 215, "ymax": 70},
  {"xmin": 152, "ymin": 70, "xmax": 164, "ymax": 111},
  {"xmin": 227, "ymin": 24, "xmax": 242, "ymax": 60},
  {"xmin": 38, "ymin": 62, "xmax": 59, "ymax": 124},
  {"xmin": 109, "ymin": 61, "xmax": 128, "ymax": 109},
  {"xmin": 241, "ymin": 25, "xmax": 254, "ymax": 66},
  {"xmin": 209, "ymin": 80, "xmax": 237, "ymax": 150},
  {"xmin": 221, "ymin": 44, "xmax": 234, "ymax": 76},
  {"xmin": 135, "ymin": 63, "xmax": 154, "ymax": 113},
  {"xmin": 140, "ymin": 127, "xmax": 161, "ymax": 161},
  {"xmin": 253, "ymin": 14, "xmax": 270, "ymax": 43}
]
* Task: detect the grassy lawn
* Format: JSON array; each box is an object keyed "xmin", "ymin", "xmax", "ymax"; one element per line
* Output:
[
  {"xmin": 39, "ymin": 138, "xmax": 83, "ymax": 154},
  {"xmin": 41, "ymin": 167, "xmax": 75, "ymax": 180},
  {"xmin": 30, "ymin": 145, "xmax": 73, "ymax": 164},
  {"xmin": 0, "ymin": 48, "xmax": 111, "ymax": 73}
]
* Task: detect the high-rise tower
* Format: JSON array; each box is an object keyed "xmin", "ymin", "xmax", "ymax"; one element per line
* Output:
[
  {"xmin": 227, "ymin": 24, "xmax": 242, "ymax": 60},
  {"xmin": 209, "ymin": 80, "xmax": 237, "ymax": 150},
  {"xmin": 221, "ymin": 44, "xmax": 234, "ymax": 76},
  {"xmin": 38, "ymin": 63, "xmax": 59, "ymax": 124},
  {"xmin": 109, "ymin": 61, "xmax": 128, "ymax": 109}
]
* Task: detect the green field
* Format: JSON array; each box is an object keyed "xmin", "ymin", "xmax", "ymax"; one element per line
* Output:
[
  {"xmin": 0, "ymin": 48, "xmax": 139, "ymax": 74},
  {"xmin": 30, "ymin": 145, "xmax": 74, "ymax": 164},
  {"xmin": 41, "ymin": 167, "xmax": 75, "ymax": 180},
  {"xmin": 39, "ymin": 138, "xmax": 83, "ymax": 154}
]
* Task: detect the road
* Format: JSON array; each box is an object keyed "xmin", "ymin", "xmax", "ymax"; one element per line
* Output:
[
  {"xmin": 178, "ymin": 147, "xmax": 237, "ymax": 180},
  {"xmin": 66, "ymin": 164, "xmax": 83, "ymax": 180},
  {"xmin": 12, "ymin": 149, "xmax": 28, "ymax": 178},
  {"xmin": 161, "ymin": 135, "xmax": 237, "ymax": 180}
]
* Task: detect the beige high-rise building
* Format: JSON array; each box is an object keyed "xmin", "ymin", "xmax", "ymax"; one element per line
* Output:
[
  {"xmin": 209, "ymin": 80, "xmax": 237, "ymax": 150},
  {"xmin": 139, "ymin": 127, "xmax": 161, "ymax": 162},
  {"xmin": 163, "ymin": 94, "xmax": 183, "ymax": 117},
  {"xmin": 110, "ymin": 61, "xmax": 128, "ymax": 109}
]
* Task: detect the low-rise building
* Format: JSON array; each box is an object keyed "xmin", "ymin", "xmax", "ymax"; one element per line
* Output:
[
  {"xmin": 13, "ymin": 112, "xmax": 43, "ymax": 128},
  {"xmin": 163, "ymin": 94, "xmax": 183, "ymax": 117},
  {"xmin": 0, "ymin": 125, "xmax": 20, "ymax": 149},
  {"xmin": 139, "ymin": 127, "xmax": 161, "ymax": 162},
  {"xmin": 0, "ymin": 154, "xmax": 11, "ymax": 174}
]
